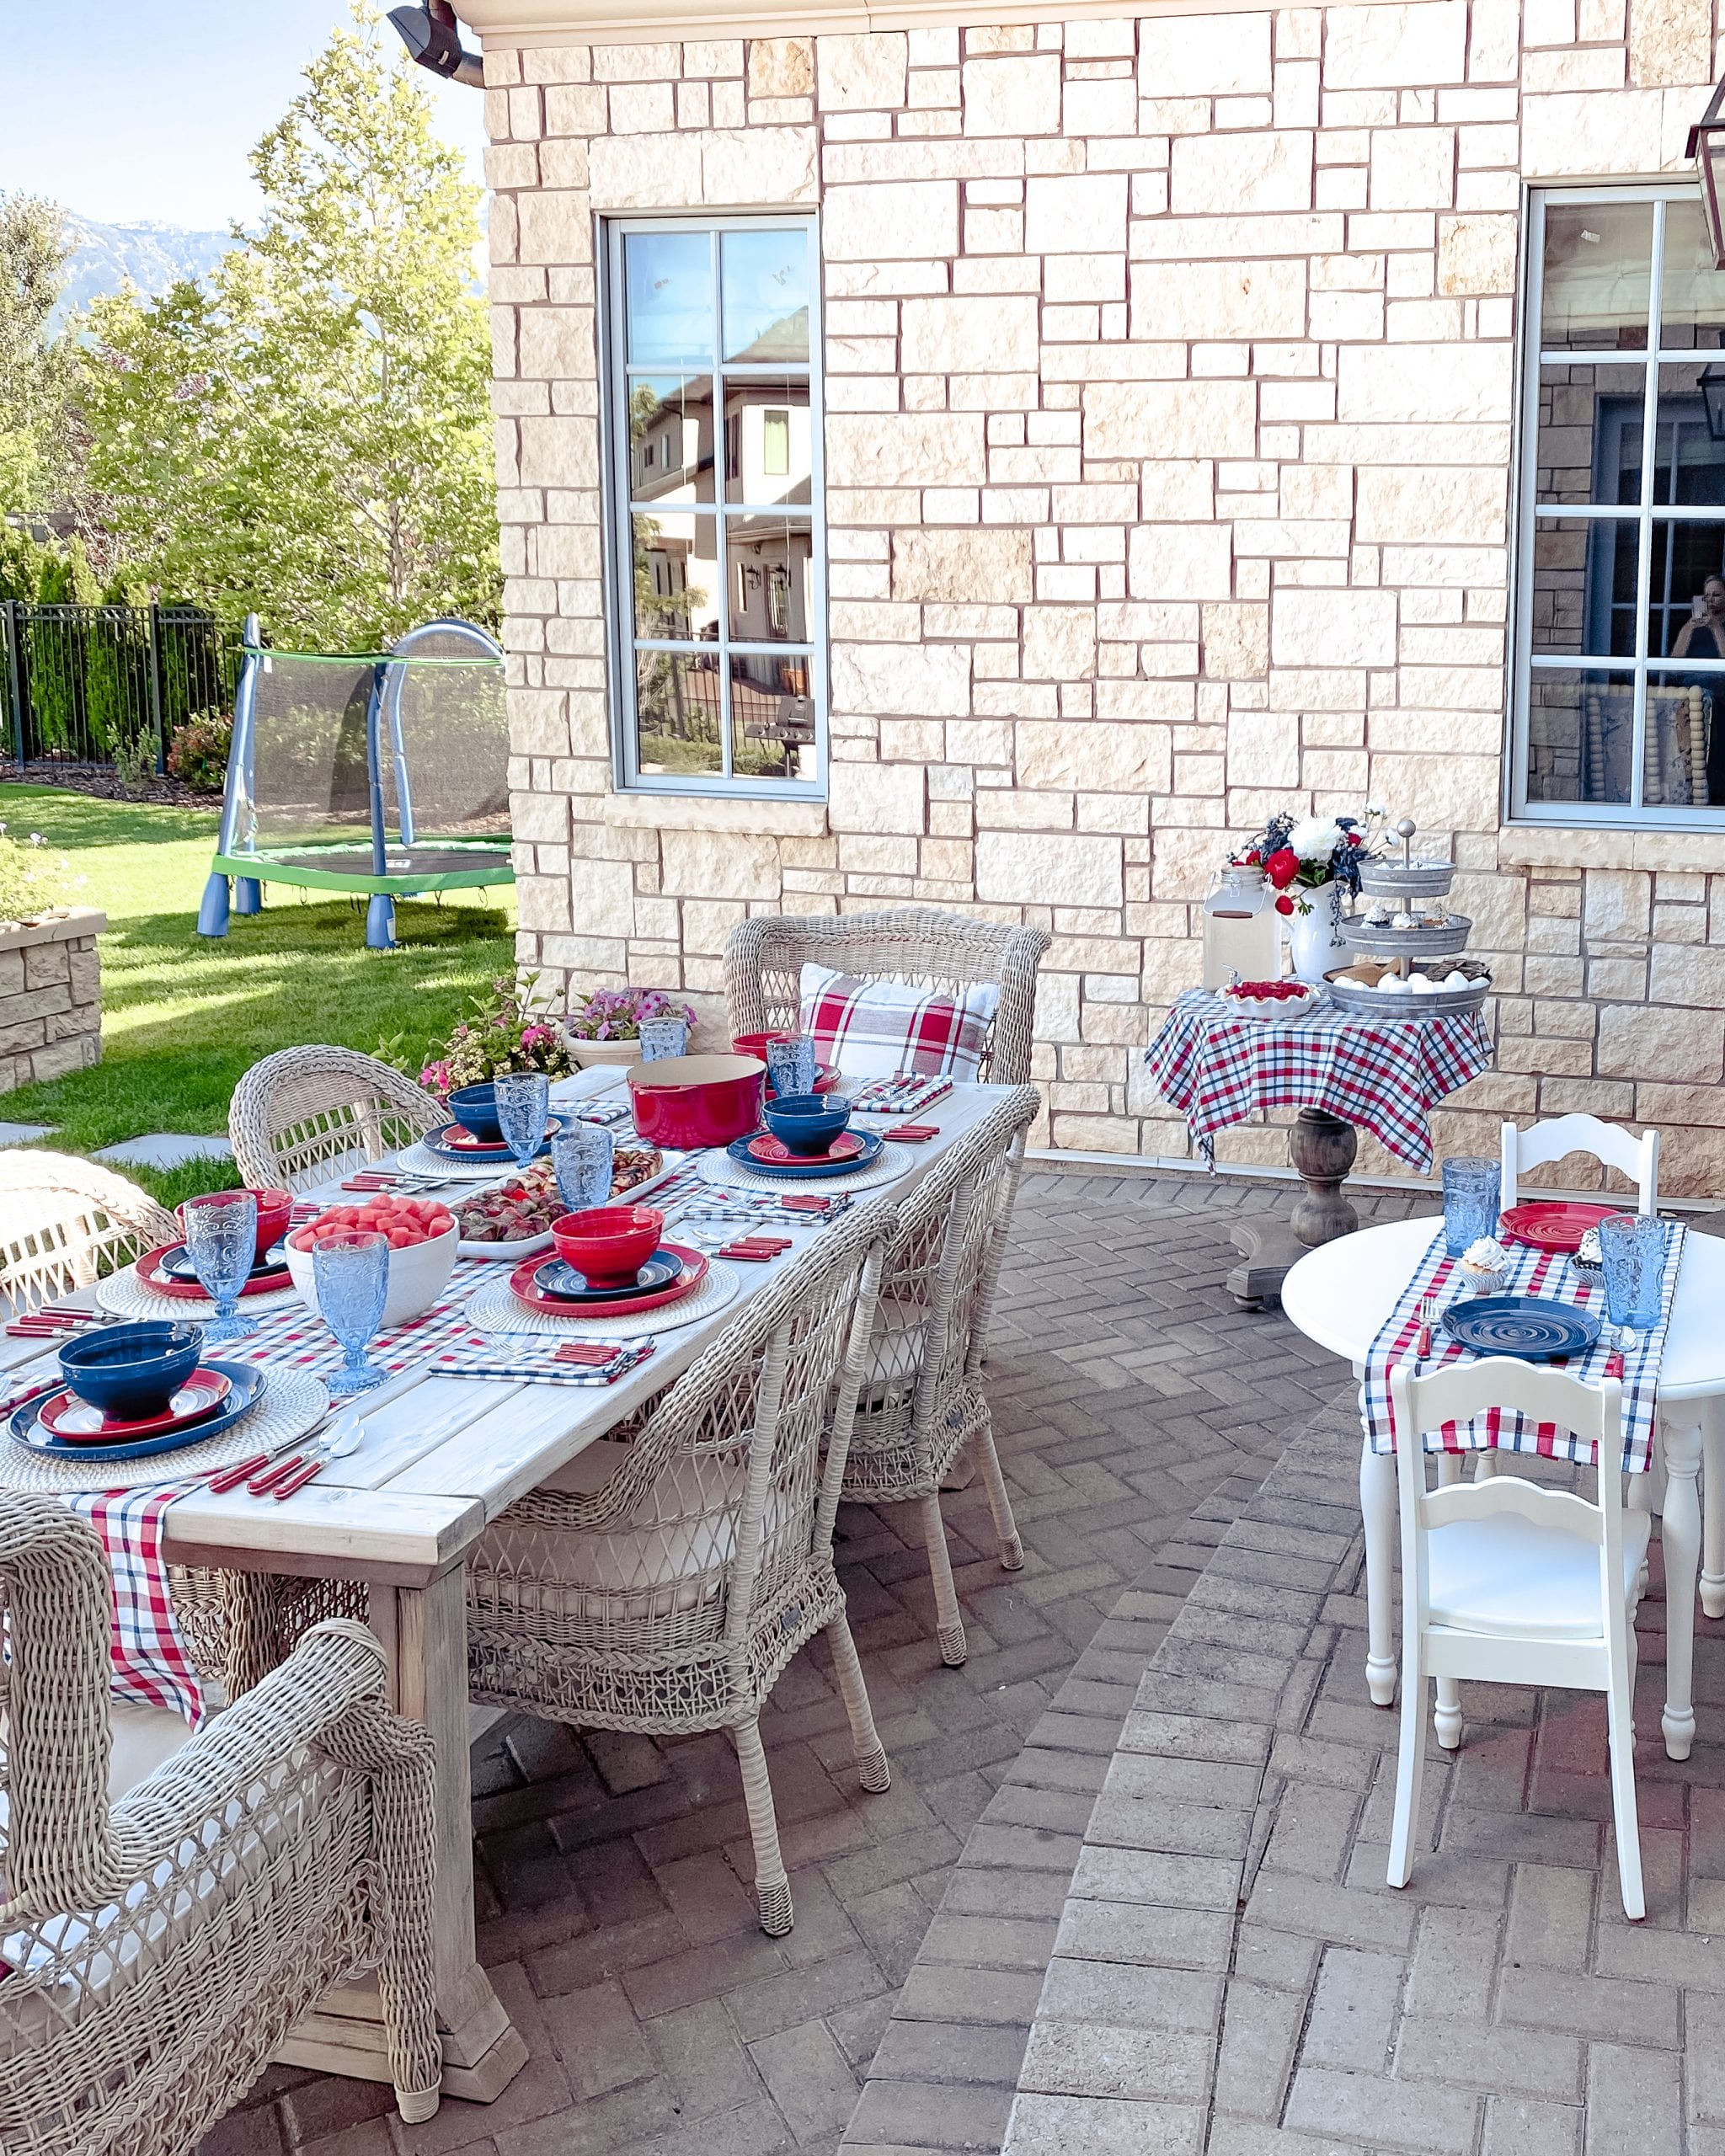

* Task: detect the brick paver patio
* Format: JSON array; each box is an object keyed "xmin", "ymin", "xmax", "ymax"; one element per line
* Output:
[{"xmin": 201, "ymin": 1162, "xmax": 1390, "ymax": 2156}]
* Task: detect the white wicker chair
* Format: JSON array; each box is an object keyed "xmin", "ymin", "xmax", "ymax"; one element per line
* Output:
[
  {"xmin": 0, "ymin": 1495, "xmax": 442, "ymax": 2148},
  {"xmin": 0, "ymin": 1152, "xmax": 177, "ymax": 1319},
  {"xmin": 227, "ymin": 1045, "xmax": 444, "ymax": 1193},
  {"xmin": 723, "ymin": 910, "xmax": 1051, "ymax": 1085},
  {"xmin": 843, "ymin": 1086, "xmax": 1039, "ymax": 1666},
  {"xmin": 467, "ymin": 1197, "xmax": 897, "ymax": 1936}
]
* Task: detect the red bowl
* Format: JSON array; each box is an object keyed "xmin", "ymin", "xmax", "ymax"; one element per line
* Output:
[
  {"xmin": 627, "ymin": 1053, "xmax": 765, "ymax": 1150},
  {"xmin": 179, "ymin": 1187, "xmax": 294, "ymax": 1267},
  {"xmin": 552, "ymin": 1204, "xmax": 665, "ymax": 1289}
]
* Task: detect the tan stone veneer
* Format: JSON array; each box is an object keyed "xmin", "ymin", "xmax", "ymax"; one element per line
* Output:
[
  {"xmin": 472, "ymin": 0, "xmax": 1725, "ymax": 1196},
  {"xmin": 0, "ymin": 909, "xmax": 105, "ymax": 1097}
]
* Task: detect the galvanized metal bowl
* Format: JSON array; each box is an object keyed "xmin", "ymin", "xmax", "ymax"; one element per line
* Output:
[
  {"xmin": 1356, "ymin": 860, "xmax": 1456, "ymax": 899},
  {"xmin": 1338, "ymin": 913, "xmax": 1473, "ymax": 958}
]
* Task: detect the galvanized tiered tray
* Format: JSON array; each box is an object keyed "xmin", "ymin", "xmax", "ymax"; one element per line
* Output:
[{"xmin": 1327, "ymin": 818, "xmax": 1491, "ymax": 1021}]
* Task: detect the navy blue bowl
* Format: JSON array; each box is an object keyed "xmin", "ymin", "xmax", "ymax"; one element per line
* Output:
[
  {"xmin": 448, "ymin": 1083, "xmax": 503, "ymax": 1143},
  {"xmin": 58, "ymin": 1321, "xmax": 204, "ymax": 1421},
  {"xmin": 763, "ymin": 1091, "xmax": 852, "ymax": 1157}
]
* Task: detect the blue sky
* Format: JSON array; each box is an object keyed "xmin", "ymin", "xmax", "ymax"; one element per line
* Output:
[{"xmin": 0, "ymin": 2, "xmax": 489, "ymax": 230}]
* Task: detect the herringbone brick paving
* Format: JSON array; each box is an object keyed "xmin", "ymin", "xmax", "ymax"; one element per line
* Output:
[{"xmin": 200, "ymin": 1166, "xmax": 1412, "ymax": 2156}]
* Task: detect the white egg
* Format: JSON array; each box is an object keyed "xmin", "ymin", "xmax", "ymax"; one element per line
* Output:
[{"xmin": 1378, "ymin": 974, "xmax": 1410, "ymax": 994}]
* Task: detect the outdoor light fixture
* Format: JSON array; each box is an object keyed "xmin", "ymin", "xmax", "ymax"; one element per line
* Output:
[
  {"xmin": 387, "ymin": 2, "xmax": 483, "ymax": 87},
  {"xmin": 1689, "ymin": 80, "xmax": 1725, "ymax": 267},
  {"xmin": 1702, "ymin": 364, "xmax": 1725, "ymax": 441}
]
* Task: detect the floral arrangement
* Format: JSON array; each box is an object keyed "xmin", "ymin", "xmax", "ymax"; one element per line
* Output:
[
  {"xmin": 566, "ymin": 985, "xmax": 695, "ymax": 1043},
  {"xmin": 416, "ymin": 972, "xmax": 576, "ymax": 1097},
  {"xmin": 1231, "ymin": 807, "xmax": 1386, "ymax": 918},
  {"xmin": 0, "ymin": 823, "xmax": 80, "ymax": 928}
]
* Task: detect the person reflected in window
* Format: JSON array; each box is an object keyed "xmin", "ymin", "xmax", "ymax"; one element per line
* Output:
[{"xmin": 1672, "ymin": 574, "xmax": 1725, "ymax": 801}]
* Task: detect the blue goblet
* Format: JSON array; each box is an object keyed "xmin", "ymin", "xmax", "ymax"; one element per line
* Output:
[
  {"xmin": 553, "ymin": 1121, "xmax": 617, "ymax": 1212},
  {"xmin": 494, "ymin": 1070, "xmax": 551, "ymax": 1171},
  {"xmin": 314, "ymin": 1231, "xmax": 390, "ymax": 1396},
  {"xmin": 765, "ymin": 1034, "xmax": 817, "ymax": 1100},
  {"xmin": 181, "ymin": 1190, "xmax": 258, "ymax": 1342}
]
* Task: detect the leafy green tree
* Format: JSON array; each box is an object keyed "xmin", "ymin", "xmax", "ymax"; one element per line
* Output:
[
  {"xmin": 0, "ymin": 194, "xmax": 75, "ymax": 518},
  {"xmin": 80, "ymin": 3, "xmax": 499, "ymax": 649}
]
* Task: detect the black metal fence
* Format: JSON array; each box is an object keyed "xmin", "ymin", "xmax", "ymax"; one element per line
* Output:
[{"xmin": 0, "ymin": 602, "xmax": 243, "ymax": 773}]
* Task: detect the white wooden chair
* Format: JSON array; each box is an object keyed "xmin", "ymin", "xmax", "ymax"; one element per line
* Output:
[
  {"xmin": 1386, "ymin": 1358, "xmax": 1648, "ymax": 1919},
  {"xmin": 1499, "ymin": 1114, "xmax": 1658, "ymax": 1213}
]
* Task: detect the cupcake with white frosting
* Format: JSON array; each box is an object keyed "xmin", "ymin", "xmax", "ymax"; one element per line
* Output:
[{"xmin": 1457, "ymin": 1235, "xmax": 1509, "ymax": 1296}]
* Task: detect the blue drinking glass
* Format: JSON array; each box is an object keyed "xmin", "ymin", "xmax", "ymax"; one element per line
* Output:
[
  {"xmin": 1441, "ymin": 1156, "xmax": 1500, "ymax": 1259},
  {"xmin": 1599, "ymin": 1213, "xmax": 1667, "ymax": 1332},
  {"xmin": 314, "ymin": 1231, "xmax": 390, "ymax": 1396},
  {"xmin": 638, "ymin": 1017, "xmax": 690, "ymax": 1062},
  {"xmin": 553, "ymin": 1121, "xmax": 617, "ymax": 1212},
  {"xmin": 765, "ymin": 1033, "xmax": 817, "ymax": 1099},
  {"xmin": 494, "ymin": 1070, "xmax": 551, "ymax": 1170},
  {"xmin": 182, "ymin": 1190, "xmax": 258, "ymax": 1342}
]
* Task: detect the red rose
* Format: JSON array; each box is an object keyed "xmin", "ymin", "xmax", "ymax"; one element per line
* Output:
[
  {"xmin": 1346, "ymin": 830, "xmax": 1364, "ymax": 845},
  {"xmin": 1264, "ymin": 847, "xmax": 1300, "ymax": 889},
  {"xmin": 1274, "ymin": 894, "xmax": 1295, "ymax": 915}
]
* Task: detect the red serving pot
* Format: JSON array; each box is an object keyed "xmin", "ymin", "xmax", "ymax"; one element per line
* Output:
[{"xmin": 627, "ymin": 1053, "xmax": 766, "ymax": 1150}]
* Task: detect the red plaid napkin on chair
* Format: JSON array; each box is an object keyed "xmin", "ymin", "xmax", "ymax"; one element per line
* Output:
[
  {"xmin": 1360, "ymin": 1223, "xmax": 1684, "ymax": 1475},
  {"xmin": 66, "ymin": 1486, "xmax": 208, "ymax": 1728}
]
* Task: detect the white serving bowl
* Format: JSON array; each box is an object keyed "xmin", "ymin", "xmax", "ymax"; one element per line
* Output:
[{"xmin": 285, "ymin": 1222, "xmax": 459, "ymax": 1328}]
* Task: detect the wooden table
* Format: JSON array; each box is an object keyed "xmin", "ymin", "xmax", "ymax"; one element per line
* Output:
[
  {"xmin": 1282, "ymin": 1215, "xmax": 1725, "ymax": 1763},
  {"xmin": 0, "ymin": 1069, "xmax": 995, "ymax": 2100}
]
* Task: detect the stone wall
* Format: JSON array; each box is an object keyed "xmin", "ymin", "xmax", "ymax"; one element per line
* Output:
[
  {"xmin": 0, "ymin": 910, "xmax": 105, "ymax": 1097},
  {"xmin": 482, "ymin": 0, "xmax": 1725, "ymax": 1196}
]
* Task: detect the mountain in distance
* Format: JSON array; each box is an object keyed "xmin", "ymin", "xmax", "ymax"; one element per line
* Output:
[{"xmin": 53, "ymin": 216, "xmax": 233, "ymax": 328}]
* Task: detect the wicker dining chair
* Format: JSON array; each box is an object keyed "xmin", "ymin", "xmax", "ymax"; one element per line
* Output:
[
  {"xmin": 0, "ymin": 1151, "xmax": 178, "ymax": 1320},
  {"xmin": 843, "ymin": 1085, "xmax": 1039, "ymax": 1666},
  {"xmin": 467, "ymin": 1197, "xmax": 897, "ymax": 1936},
  {"xmin": 228, "ymin": 1044, "xmax": 444, "ymax": 1193},
  {"xmin": 0, "ymin": 1494, "xmax": 442, "ymax": 2149},
  {"xmin": 723, "ymin": 910, "xmax": 1051, "ymax": 1085}
]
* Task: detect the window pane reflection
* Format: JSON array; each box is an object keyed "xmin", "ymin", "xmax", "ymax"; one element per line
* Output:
[
  {"xmin": 727, "ymin": 516, "xmax": 814, "ymax": 643},
  {"xmin": 625, "ymin": 232, "xmax": 713, "ymax": 367},
  {"xmin": 1648, "ymin": 665, "xmax": 1725, "ymax": 804},
  {"xmin": 722, "ymin": 228, "xmax": 809, "ymax": 361},
  {"xmin": 1648, "ymin": 519, "xmax": 1725, "ymax": 670},
  {"xmin": 627, "ymin": 377, "xmax": 713, "ymax": 504},
  {"xmin": 1526, "ymin": 668, "xmax": 1635, "ymax": 803},
  {"xmin": 731, "ymin": 654, "xmax": 817, "ymax": 782},
  {"xmin": 1530, "ymin": 516, "xmax": 1636, "ymax": 659},
  {"xmin": 1535, "ymin": 363, "xmax": 1646, "ymax": 506},
  {"xmin": 1651, "ymin": 365, "xmax": 1725, "ymax": 506},
  {"xmin": 722, "ymin": 381, "xmax": 811, "ymax": 505},
  {"xmin": 632, "ymin": 512, "xmax": 719, "ymax": 643},
  {"xmin": 1659, "ymin": 200, "xmax": 1725, "ymax": 352},
  {"xmin": 1541, "ymin": 201, "xmax": 1652, "ymax": 351},
  {"xmin": 634, "ymin": 650, "xmax": 723, "ymax": 778}
]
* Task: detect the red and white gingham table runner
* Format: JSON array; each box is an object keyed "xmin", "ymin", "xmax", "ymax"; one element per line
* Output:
[
  {"xmin": 1145, "ymin": 988, "xmax": 1493, "ymax": 1173},
  {"xmin": 1359, "ymin": 1221, "xmax": 1685, "ymax": 1474}
]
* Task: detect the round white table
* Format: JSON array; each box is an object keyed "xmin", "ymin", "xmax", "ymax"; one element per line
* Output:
[{"xmin": 1283, "ymin": 1215, "xmax": 1725, "ymax": 1759}]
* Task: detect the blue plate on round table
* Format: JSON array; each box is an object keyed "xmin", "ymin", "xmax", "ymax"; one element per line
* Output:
[
  {"xmin": 1439, "ymin": 1296, "xmax": 1601, "ymax": 1363},
  {"xmin": 8, "ymin": 1359, "xmax": 267, "ymax": 1464},
  {"xmin": 723, "ymin": 1129, "xmax": 884, "ymax": 1181}
]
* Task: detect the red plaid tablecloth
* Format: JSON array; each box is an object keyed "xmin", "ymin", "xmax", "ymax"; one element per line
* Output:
[
  {"xmin": 1144, "ymin": 988, "xmax": 1493, "ymax": 1173},
  {"xmin": 1359, "ymin": 1222, "xmax": 1684, "ymax": 1475}
]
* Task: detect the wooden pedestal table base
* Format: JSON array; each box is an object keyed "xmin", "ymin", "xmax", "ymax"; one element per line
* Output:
[{"xmin": 1227, "ymin": 1107, "xmax": 1359, "ymax": 1310}]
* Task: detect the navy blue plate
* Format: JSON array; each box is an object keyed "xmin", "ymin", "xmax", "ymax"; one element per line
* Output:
[
  {"xmin": 158, "ymin": 1240, "xmax": 288, "ymax": 1283},
  {"xmin": 723, "ymin": 1129, "xmax": 884, "ymax": 1181},
  {"xmin": 424, "ymin": 1115, "xmax": 565, "ymax": 1164},
  {"xmin": 8, "ymin": 1359, "xmax": 268, "ymax": 1464},
  {"xmin": 533, "ymin": 1250, "xmax": 684, "ymax": 1304},
  {"xmin": 1439, "ymin": 1295, "xmax": 1601, "ymax": 1364}
]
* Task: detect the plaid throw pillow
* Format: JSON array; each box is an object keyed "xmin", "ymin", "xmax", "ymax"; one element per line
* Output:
[{"xmin": 798, "ymin": 963, "xmax": 998, "ymax": 1081}]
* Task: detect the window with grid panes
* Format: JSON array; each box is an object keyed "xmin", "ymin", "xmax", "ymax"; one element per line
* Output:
[
  {"xmin": 1516, "ymin": 188, "xmax": 1725, "ymax": 825},
  {"xmin": 603, "ymin": 218, "xmax": 825, "ymax": 796}
]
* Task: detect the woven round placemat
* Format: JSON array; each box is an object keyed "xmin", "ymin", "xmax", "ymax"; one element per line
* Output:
[
  {"xmin": 697, "ymin": 1140, "xmax": 912, "ymax": 1198},
  {"xmin": 465, "ymin": 1260, "xmax": 740, "ymax": 1341},
  {"xmin": 96, "ymin": 1263, "xmax": 304, "ymax": 1321},
  {"xmin": 0, "ymin": 1364, "xmax": 330, "ymax": 1495},
  {"xmin": 391, "ymin": 1139, "xmax": 517, "ymax": 1182}
]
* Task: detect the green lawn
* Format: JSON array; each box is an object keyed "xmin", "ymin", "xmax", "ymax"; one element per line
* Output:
[{"xmin": 1, "ymin": 784, "xmax": 515, "ymax": 1203}]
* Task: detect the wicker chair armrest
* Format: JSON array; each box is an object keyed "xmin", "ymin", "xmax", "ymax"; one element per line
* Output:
[{"xmin": 106, "ymin": 1620, "xmax": 400, "ymax": 1874}]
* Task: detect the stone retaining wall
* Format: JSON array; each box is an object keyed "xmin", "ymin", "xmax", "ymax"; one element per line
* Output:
[
  {"xmin": 480, "ymin": 0, "xmax": 1725, "ymax": 1194},
  {"xmin": 0, "ymin": 909, "xmax": 106, "ymax": 1097}
]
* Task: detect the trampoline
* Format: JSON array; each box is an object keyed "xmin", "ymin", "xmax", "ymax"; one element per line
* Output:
[{"xmin": 195, "ymin": 614, "xmax": 512, "ymax": 950}]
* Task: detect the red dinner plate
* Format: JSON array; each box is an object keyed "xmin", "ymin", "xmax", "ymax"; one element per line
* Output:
[
  {"xmin": 1500, "ymin": 1200, "xmax": 1619, "ymax": 1254},
  {"xmin": 508, "ymin": 1243, "xmax": 709, "ymax": 1319},
  {"xmin": 38, "ymin": 1366, "xmax": 232, "ymax": 1442},
  {"xmin": 138, "ymin": 1242, "xmax": 293, "ymax": 1300},
  {"xmin": 747, "ymin": 1129, "xmax": 866, "ymax": 1167}
]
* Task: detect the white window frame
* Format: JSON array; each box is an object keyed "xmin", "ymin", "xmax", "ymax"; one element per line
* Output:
[
  {"xmin": 1512, "ymin": 182, "xmax": 1725, "ymax": 830},
  {"xmin": 600, "ymin": 211, "xmax": 828, "ymax": 800}
]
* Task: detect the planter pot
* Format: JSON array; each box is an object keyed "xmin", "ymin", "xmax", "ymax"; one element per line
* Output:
[
  {"xmin": 1287, "ymin": 884, "xmax": 1348, "ymax": 985},
  {"xmin": 565, "ymin": 1039, "xmax": 644, "ymax": 1070},
  {"xmin": 0, "ymin": 905, "xmax": 107, "ymax": 1098}
]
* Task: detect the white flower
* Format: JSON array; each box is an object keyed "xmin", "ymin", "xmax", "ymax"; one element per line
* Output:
[{"xmin": 1287, "ymin": 816, "xmax": 1343, "ymax": 862}]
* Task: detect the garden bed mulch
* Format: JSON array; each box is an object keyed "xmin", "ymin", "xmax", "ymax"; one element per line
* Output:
[{"xmin": 0, "ymin": 764, "xmax": 219, "ymax": 810}]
